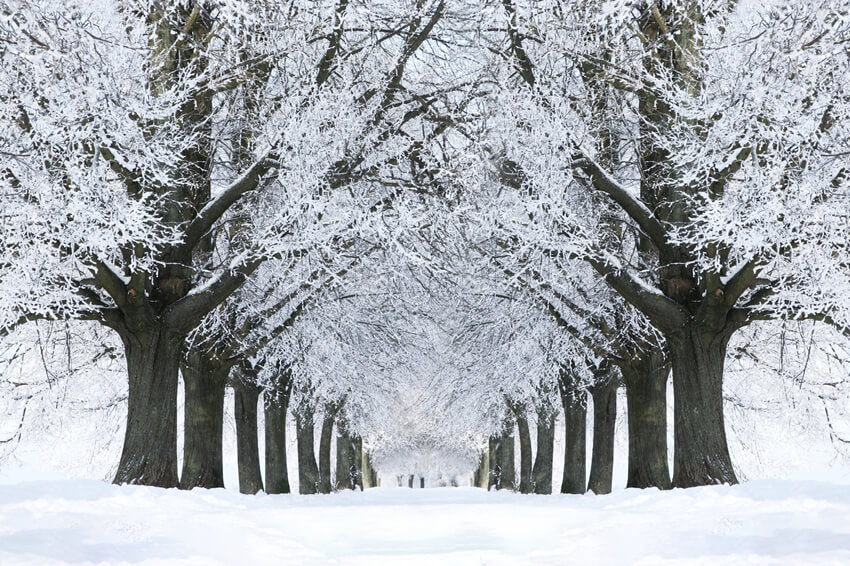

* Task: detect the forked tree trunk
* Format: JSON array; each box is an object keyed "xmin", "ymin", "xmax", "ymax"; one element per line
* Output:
[
  {"xmin": 318, "ymin": 407, "xmax": 336, "ymax": 494},
  {"xmin": 114, "ymin": 327, "xmax": 182, "ymax": 487},
  {"xmin": 296, "ymin": 408, "xmax": 320, "ymax": 494},
  {"xmin": 233, "ymin": 377, "xmax": 263, "ymax": 494},
  {"xmin": 622, "ymin": 350, "xmax": 671, "ymax": 490},
  {"xmin": 264, "ymin": 376, "xmax": 292, "ymax": 494},
  {"xmin": 669, "ymin": 326, "xmax": 737, "ymax": 487},
  {"xmin": 179, "ymin": 349, "xmax": 229, "ymax": 489},
  {"xmin": 588, "ymin": 376, "xmax": 617, "ymax": 494},
  {"xmin": 560, "ymin": 374, "xmax": 587, "ymax": 494},
  {"xmin": 498, "ymin": 427, "xmax": 516, "ymax": 490},
  {"xmin": 532, "ymin": 408, "xmax": 556, "ymax": 494},
  {"xmin": 514, "ymin": 409, "xmax": 533, "ymax": 494}
]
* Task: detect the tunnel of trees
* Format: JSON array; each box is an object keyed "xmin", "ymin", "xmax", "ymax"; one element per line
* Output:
[{"xmin": 1, "ymin": 0, "xmax": 849, "ymax": 493}]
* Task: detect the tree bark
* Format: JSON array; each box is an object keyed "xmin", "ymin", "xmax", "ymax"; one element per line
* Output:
[
  {"xmin": 498, "ymin": 426, "xmax": 516, "ymax": 490},
  {"xmin": 233, "ymin": 376, "xmax": 263, "ymax": 494},
  {"xmin": 318, "ymin": 406, "xmax": 337, "ymax": 494},
  {"xmin": 179, "ymin": 348, "xmax": 229, "ymax": 489},
  {"xmin": 336, "ymin": 429, "xmax": 358, "ymax": 490},
  {"xmin": 264, "ymin": 369, "xmax": 292, "ymax": 495},
  {"xmin": 622, "ymin": 349, "xmax": 671, "ymax": 489},
  {"xmin": 532, "ymin": 407, "xmax": 556, "ymax": 494},
  {"xmin": 560, "ymin": 371, "xmax": 587, "ymax": 494},
  {"xmin": 475, "ymin": 447, "xmax": 489, "ymax": 489},
  {"xmin": 588, "ymin": 376, "xmax": 618, "ymax": 494},
  {"xmin": 296, "ymin": 407, "xmax": 320, "ymax": 494},
  {"xmin": 488, "ymin": 436, "xmax": 499, "ymax": 490},
  {"xmin": 669, "ymin": 326, "xmax": 737, "ymax": 487},
  {"xmin": 362, "ymin": 449, "xmax": 376, "ymax": 489},
  {"xmin": 514, "ymin": 408, "xmax": 533, "ymax": 494},
  {"xmin": 114, "ymin": 327, "xmax": 182, "ymax": 487}
]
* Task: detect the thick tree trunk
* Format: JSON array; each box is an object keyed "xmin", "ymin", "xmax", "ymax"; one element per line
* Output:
[
  {"xmin": 532, "ymin": 408, "xmax": 556, "ymax": 494},
  {"xmin": 114, "ymin": 328, "xmax": 182, "ymax": 487},
  {"xmin": 560, "ymin": 377, "xmax": 587, "ymax": 494},
  {"xmin": 669, "ymin": 326, "xmax": 737, "ymax": 487},
  {"xmin": 622, "ymin": 350, "xmax": 672, "ymax": 490},
  {"xmin": 179, "ymin": 349, "xmax": 229, "ymax": 489},
  {"xmin": 514, "ymin": 409, "xmax": 533, "ymax": 494},
  {"xmin": 233, "ymin": 377, "xmax": 263, "ymax": 494},
  {"xmin": 588, "ymin": 376, "xmax": 618, "ymax": 494},
  {"xmin": 336, "ymin": 429, "xmax": 358, "ymax": 490},
  {"xmin": 264, "ymin": 376, "xmax": 291, "ymax": 494},
  {"xmin": 318, "ymin": 407, "xmax": 336, "ymax": 494},
  {"xmin": 498, "ymin": 427, "xmax": 516, "ymax": 490},
  {"xmin": 296, "ymin": 408, "xmax": 320, "ymax": 494}
]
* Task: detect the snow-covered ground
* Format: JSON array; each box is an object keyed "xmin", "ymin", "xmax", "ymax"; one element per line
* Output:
[{"xmin": 1, "ymin": 478, "xmax": 849, "ymax": 566}]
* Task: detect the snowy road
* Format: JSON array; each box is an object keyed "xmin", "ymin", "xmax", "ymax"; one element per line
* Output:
[{"xmin": 1, "ymin": 479, "xmax": 849, "ymax": 565}]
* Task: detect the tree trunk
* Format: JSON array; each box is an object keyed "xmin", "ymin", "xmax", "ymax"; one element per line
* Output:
[
  {"xmin": 179, "ymin": 349, "xmax": 229, "ymax": 490},
  {"xmin": 296, "ymin": 408, "xmax": 320, "ymax": 494},
  {"xmin": 114, "ymin": 327, "xmax": 182, "ymax": 487},
  {"xmin": 336, "ymin": 428, "xmax": 359, "ymax": 490},
  {"xmin": 498, "ymin": 426, "xmax": 516, "ymax": 490},
  {"xmin": 362, "ymin": 449, "xmax": 376, "ymax": 489},
  {"xmin": 622, "ymin": 350, "xmax": 671, "ymax": 490},
  {"xmin": 233, "ymin": 377, "xmax": 263, "ymax": 494},
  {"xmin": 532, "ymin": 408, "xmax": 556, "ymax": 494},
  {"xmin": 669, "ymin": 326, "xmax": 737, "ymax": 487},
  {"xmin": 354, "ymin": 436, "xmax": 364, "ymax": 489},
  {"xmin": 560, "ymin": 374, "xmax": 587, "ymax": 494},
  {"xmin": 475, "ymin": 447, "xmax": 489, "ymax": 489},
  {"xmin": 264, "ymin": 373, "xmax": 292, "ymax": 494},
  {"xmin": 488, "ymin": 436, "xmax": 499, "ymax": 490},
  {"xmin": 514, "ymin": 409, "xmax": 533, "ymax": 494},
  {"xmin": 318, "ymin": 407, "xmax": 336, "ymax": 494},
  {"xmin": 588, "ymin": 376, "xmax": 617, "ymax": 494}
]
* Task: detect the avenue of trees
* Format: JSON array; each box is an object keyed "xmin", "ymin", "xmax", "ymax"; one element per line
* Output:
[{"xmin": 1, "ymin": 0, "xmax": 848, "ymax": 494}]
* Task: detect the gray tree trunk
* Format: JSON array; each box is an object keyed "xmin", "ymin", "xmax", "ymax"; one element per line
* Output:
[
  {"xmin": 296, "ymin": 407, "xmax": 320, "ymax": 494},
  {"xmin": 475, "ymin": 448, "xmax": 489, "ymax": 489},
  {"xmin": 179, "ymin": 348, "xmax": 229, "ymax": 489},
  {"xmin": 498, "ymin": 424, "xmax": 516, "ymax": 490},
  {"xmin": 559, "ymin": 371, "xmax": 587, "ymax": 494},
  {"xmin": 318, "ymin": 406, "xmax": 337, "ymax": 494},
  {"xmin": 264, "ymin": 368, "xmax": 292, "ymax": 494},
  {"xmin": 335, "ymin": 428, "xmax": 359, "ymax": 490},
  {"xmin": 362, "ymin": 450, "xmax": 376, "ymax": 489},
  {"xmin": 588, "ymin": 376, "xmax": 617, "ymax": 494},
  {"xmin": 532, "ymin": 407, "xmax": 556, "ymax": 494},
  {"xmin": 113, "ymin": 328, "xmax": 182, "ymax": 487},
  {"xmin": 513, "ymin": 408, "xmax": 533, "ymax": 494},
  {"xmin": 233, "ymin": 376, "xmax": 263, "ymax": 494},
  {"xmin": 622, "ymin": 350, "xmax": 671, "ymax": 489},
  {"xmin": 669, "ymin": 326, "xmax": 737, "ymax": 487}
]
